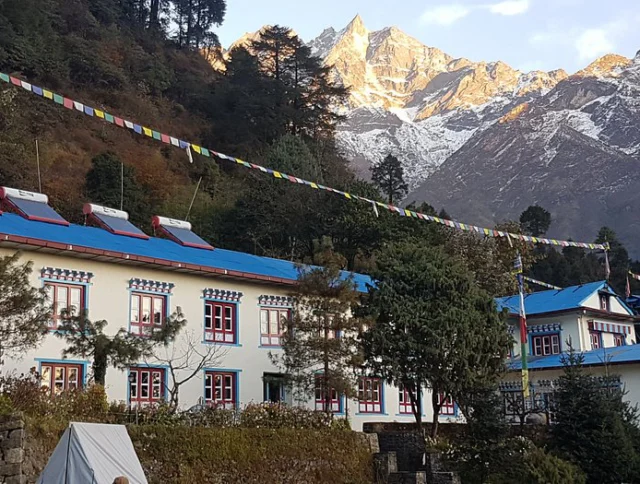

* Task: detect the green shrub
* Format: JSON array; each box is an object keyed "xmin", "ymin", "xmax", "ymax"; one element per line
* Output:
[
  {"xmin": 129, "ymin": 426, "xmax": 372, "ymax": 484},
  {"xmin": 0, "ymin": 394, "xmax": 13, "ymax": 415}
]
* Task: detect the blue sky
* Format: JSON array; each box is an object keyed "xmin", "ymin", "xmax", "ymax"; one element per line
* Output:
[{"xmin": 216, "ymin": 0, "xmax": 640, "ymax": 73}]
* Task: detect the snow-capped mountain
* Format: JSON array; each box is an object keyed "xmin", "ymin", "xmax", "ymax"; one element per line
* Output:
[
  {"xmin": 308, "ymin": 15, "xmax": 569, "ymax": 188},
  {"xmin": 409, "ymin": 52, "xmax": 640, "ymax": 251}
]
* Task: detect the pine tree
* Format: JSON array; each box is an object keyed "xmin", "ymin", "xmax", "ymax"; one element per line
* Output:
[
  {"xmin": 520, "ymin": 205, "xmax": 552, "ymax": 236},
  {"xmin": 550, "ymin": 349, "xmax": 640, "ymax": 483},
  {"xmin": 371, "ymin": 154, "xmax": 408, "ymax": 204},
  {"xmin": 271, "ymin": 240, "xmax": 363, "ymax": 415},
  {"xmin": 85, "ymin": 152, "xmax": 151, "ymax": 227},
  {"xmin": 0, "ymin": 254, "xmax": 50, "ymax": 366},
  {"xmin": 362, "ymin": 242, "xmax": 510, "ymax": 436},
  {"xmin": 56, "ymin": 310, "xmax": 186, "ymax": 385}
]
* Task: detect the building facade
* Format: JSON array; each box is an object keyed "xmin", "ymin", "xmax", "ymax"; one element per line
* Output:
[
  {"xmin": 496, "ymin": 281, "xmax": 640, "ymax": 423},
  {"xmin": 0, "ymin": 188, "xmax": 460, "ymax": 431}
]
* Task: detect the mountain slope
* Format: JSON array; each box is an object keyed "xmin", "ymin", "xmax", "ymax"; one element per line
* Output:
[
  {"xmin": 410, "ymin": 54, "xmax": 640, "ymax": 250},
  {"xmin": 309, "ymin": 15, "xmax": 568, "ymax": 188}
]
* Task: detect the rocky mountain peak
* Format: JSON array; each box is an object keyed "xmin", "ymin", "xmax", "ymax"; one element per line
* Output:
[
  {"xmin": 576, "ymin": 53, "xmax": 632, "ymax": 78},
  {"xmin": 344, "ymin": 14, "xmax": 367, "ymax": 36}
]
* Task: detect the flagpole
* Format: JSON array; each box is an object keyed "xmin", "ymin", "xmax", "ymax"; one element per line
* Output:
[{"xmin": 515, "ymin": 253, "xmax": 530, "ymax": 398}]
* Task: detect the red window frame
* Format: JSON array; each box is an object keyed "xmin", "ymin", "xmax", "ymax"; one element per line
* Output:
[
  {"xmin": 590, "ymin": 331, "xmax": 602, "ymax": 349},
  {"xmin": 260, "ymin": 308, "xmax": 289, "ymax": 346},
  {"xmin": 614, "ymin": 333, "xmax": 625, "ymax": 347},
  {"xmin": 358, "ymin": 377, "xmax": 383, "ymax": 413},
  {"xmin": 130, "ymin": 292, "xmax": 166, "ymax": 336},
  {"xmin": 204, "ymin": 371, "xmax": 236, "ymax": 408},
  {"xmin": 398, "ymin": 385, "xmax": 419, "ymax": 415},
  {"xmin": 532, "ymin": 334, "xmax": 560, "ymax": 356},
  {"xmin": 600, "ymin": 294, "xmax": 609, "ymax": 311},
  {"xmin": 204, "ymin": 301, "xmax": 237, "ymax": 344},
  {"xmin": 40, "ymin": 362, "xmax": 83, "ymax": 395},
  {"xmin": 314, "ymin": 375, "xmax": 341, "ymax": 413},
  {"xmin": 45, "ymin": 282, "xmax": 85, "ymax": 329},
  {"xmin": 437, "ymin": 393, "xmax": 456, "ymax": 416},
  {"xmin": 129, "ymin": 367, "xmax": 165, "ymax": 406}
]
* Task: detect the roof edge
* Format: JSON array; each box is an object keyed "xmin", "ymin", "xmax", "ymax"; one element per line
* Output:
[{"xmin": 0, "ymin": 231, "xmax": 298, "ymax": 287}]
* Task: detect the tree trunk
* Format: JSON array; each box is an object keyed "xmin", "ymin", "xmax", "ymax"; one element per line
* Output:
[
  {"xmin": 149, "ymin": 0, "xmax": 160, "ymax": 28},
  {"xmin": 408, "ymin": 382, "xmax": 422, "ymax": 432},
  {"xmin": 431, "ymin": 390, "xmax": 441, "ymax": 439}
]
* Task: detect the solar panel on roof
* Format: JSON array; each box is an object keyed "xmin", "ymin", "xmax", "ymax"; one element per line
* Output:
[
  {"xmin": 83, "ymin": 204, "xmax": 149, "ymax": 239},
  {"xmin": 0, "ymin": 187, "xmax": 69, "ymax": 226},
  {"xmin": 152, "ymin": 215, "xmax": 213, "ymax": 250}
]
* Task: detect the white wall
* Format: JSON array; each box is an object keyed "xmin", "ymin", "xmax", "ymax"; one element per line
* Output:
[{"xmin": 0, "ymin": 247, "xmax": 462, "ymax": 431}]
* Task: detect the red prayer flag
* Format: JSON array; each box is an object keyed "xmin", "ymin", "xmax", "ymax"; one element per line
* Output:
[
  {"xmin": 114, "ymin": 117, "xmax": 124, "ymax": 127},
  {"xmin": 161, "ymin": 134, "xmax": 170, "ymax": 144},
  {"xmin": 63, "ymin": 98, "xmax": 73, "ymax": 109}
]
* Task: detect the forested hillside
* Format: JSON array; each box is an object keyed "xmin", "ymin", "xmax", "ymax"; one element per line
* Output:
[{"xmin": 0, "ymin": 0, "xmax": 637, "ymax": 297}]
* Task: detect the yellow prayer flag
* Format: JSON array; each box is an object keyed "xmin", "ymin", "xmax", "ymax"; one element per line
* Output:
[
  {"xmin": 192, "ymin": 145, "xmax": 201, "ymax": 154},
  {"xmin": 274, "ymin": 171, "xmax": 283, "ymax": 178},
  {"xmin": 344, "ymin": 193, "xmax": 352, "ymax": 199},
  {"xmin": 95, "ymin": 109, "xmax": 104, "ymax": 119},
  {"xmin": 143, "ymin": 127, "xmax": 152, "ymax": 137},
  {"xmin": 43, "ymin": 90, "xmax": 53, "ymax": 100},
  {"xmin": 310, "ymin": 182, "xmax": 319, "ymax": 189}
]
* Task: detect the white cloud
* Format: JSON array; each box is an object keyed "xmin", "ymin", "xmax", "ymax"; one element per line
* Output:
[
  {"xmin": 488, "ymin": 0, "xmax": 530, "ymax": 16},
  {"xmin": 575, "ymin": 28, "xmax": 615, "ymax": 61},
  {"xmin": 419, "ymin": 4, "xmax": 471, "ymax": 26}
]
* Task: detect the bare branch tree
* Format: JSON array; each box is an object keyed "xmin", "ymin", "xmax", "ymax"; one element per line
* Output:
[{"xmin": 148, "ymin": 330, "xmax": 227, "ymax": 410}]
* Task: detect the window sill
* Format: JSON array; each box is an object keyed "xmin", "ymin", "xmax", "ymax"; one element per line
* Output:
[
  {"xmin": 258, "ymin": 345, "xmax": 282, "ymax": 349},
  {"xmin": 201, "ymin": 340, "xmax": 243, "ymax": 347},
  {"xmin": 395, "ymin": 413, "xmax": 426, "ymax": 417},
  {"xmin": 355, "ymin": 412, "xmax": 388, "ymax": 416}
]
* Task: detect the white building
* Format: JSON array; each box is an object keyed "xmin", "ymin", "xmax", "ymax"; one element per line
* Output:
[
  {"xmin": 496, "ymin": 281, "xmax": 640, "ymax": 422},
  {"xmin": 0, "ymin": 188, "xmax": 459, "ymax": 430}
]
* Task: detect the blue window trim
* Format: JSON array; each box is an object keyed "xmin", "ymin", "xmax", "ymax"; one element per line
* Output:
[
  {"xmin": 256, "ymin": 304, "xmax": 292, "ymax": 349},
  {"xmin": 126, "ymin": 364, "xmax": 170, "ymax": 405},
  {"xmin": 438, "ymin": 402, "xmax": 459, "ymax": 419},
  {"xmin": 40, "ymin": 277, "xmax": 92, "ymax": 332},
  {"xmin": 201, "ymin": 297, "xmax": 242, "ymax": 347},
  {"xmin": 203, "ymin": 368, "xmax": 242, "ymax": 409},
  {"xmin": 396, "ymin": 386, "xmax": 426, "ymax": 417},
  {"xmin": 355, "ymin": 377, "xmax": 387, "ymax": 416},
  {"xmin": 35, "ymin": 358, "xmax": 89, "ymax": 387},
  {"xmin": 128, "ymin": 287, "xmax": 172, "ymax": 335},
  {"xmin": 529, "ymin": 331, "xmax": 562, "ymax": 356},
  {"xmin": 262, "ymin": 374, "xmax": 287, "ymax": 403}
]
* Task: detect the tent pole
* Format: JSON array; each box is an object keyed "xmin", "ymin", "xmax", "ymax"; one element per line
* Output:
[{"xmin": 63, "ymin": 425, "xmax": 73, "ymax": 484}]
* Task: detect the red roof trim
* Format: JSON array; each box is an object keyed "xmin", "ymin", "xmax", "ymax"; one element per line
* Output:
[{"xmin": 0, "ymin": 232, "xmax": 296, "ymax": 287}]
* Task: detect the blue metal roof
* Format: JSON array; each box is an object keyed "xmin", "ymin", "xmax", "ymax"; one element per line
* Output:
[
  {"xmin": 0, "ymin": 213, "xmax": 372, "ymax": 291},
  {"xmin": 495, "ymin": 280, "xmax": 613, "ymax": 316},
  {"xmin": 508, "ymin": 344, "xmax": 640, "ymax": 371}
]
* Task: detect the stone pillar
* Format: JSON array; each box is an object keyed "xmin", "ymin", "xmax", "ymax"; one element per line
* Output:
[{"xmin": 0, "ymin": 413, "xmax": 25, "ymax": 484}]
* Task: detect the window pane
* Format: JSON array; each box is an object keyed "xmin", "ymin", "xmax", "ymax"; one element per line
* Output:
[
  {"xmin": 224, "ymin": 375, "xmax": 233, "ymax": 400},
  {"xmin": 141, "ymin": 371, "xmax": 149, "ymax": 398},
  {"xmin": 260, "ymin": 310, "xmax": 268, "ymax": 334},
  {"xmin": 205, "ymin": 374, "xmax": 212, "ymax": 400},
  {"xmin": 70, "ymin": 288, "xmax": 82, "ymax": 315},
  {"xmin": 153, "ymin": 297, "xmax": 164, "ymax": 325},
  {"xmin": 57, "ymin": 287, "xmax": 68, "ymax": 315},
  {"xmin": 205, "ymin": 304, "xmax": 212, "ymax": 329},
  {"xmin": 214, "ymin": 375, "xmax": 222, "ymax": 400},
  {"xmin": 129, "ymin": 372, "xmax": 138, "ymax": 398},
  {"xmin": 54, "ymin": 367, "xmax": 65, "ymax": 394},
  {"xmin": 41, "ymin": 366, "xmax": 51, "ymax": 388},
  {"xmin": 142, "ymin": 297, "xmax": 151, "ymax": 323},
  {"xmin": 152, "ymin": 372, "xmax": 162, "ymax": 398},
  {"xmin": 131, "ymin": 295, "xmax": 140, "ymax": 322},
  {"xmin": 214, "ymin": 306, "xmax": 222, "ymax": 329},
  {"xmin": 269, "ymin": 311, "xmax": 278, "ymax": 335},
  {"xmin": 68, "ymin": 368, "xmax": 78, "ymax": 389},
  {"xmin": 224, "ymin": 306, "xmax": 233, "ymax": 331}
]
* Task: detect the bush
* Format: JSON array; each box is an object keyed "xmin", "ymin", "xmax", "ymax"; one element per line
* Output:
[
  {"xmin": 129, "ymin": 426, "xmax": 372, "ymax": 484},
  {"xmin": 0, "ymin": 371, "xmax": 109, "ymax": 420}
]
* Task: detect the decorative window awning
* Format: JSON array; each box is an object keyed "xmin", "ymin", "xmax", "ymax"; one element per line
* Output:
[
  {"xmin": 129, "ymin": 278, "xmax": 174, "ymax": 294},
  {"xmin": 203, "ymin": 288, "xmax": 243, "ymax": 302},
  {"xmin": 259, "ymin": 295, "xmax": 293, "ymax": 307},
  {"xmin": 42, "ymin": 267, "xmax": 93, "ymax": 283},
  {"xmin": 588, "ymin": 320, "xmax": 631, "ymax": 335},
  {"xmin": 528, "ymin": 323, "xmax": 562, "ymax": 334}
]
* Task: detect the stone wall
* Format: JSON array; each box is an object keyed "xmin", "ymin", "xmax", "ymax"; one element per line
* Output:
[{"xmin": 0, "ymin": 413, "xmax": 25, "ymax": 484}]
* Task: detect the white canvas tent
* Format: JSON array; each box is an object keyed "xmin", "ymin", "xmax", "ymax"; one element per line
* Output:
[{"xmin": 37, "ymin": 422, "xmax": 148, "ymax": 484}]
